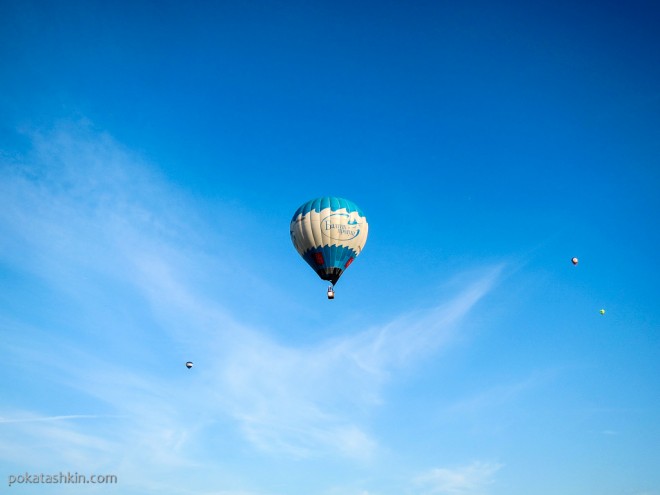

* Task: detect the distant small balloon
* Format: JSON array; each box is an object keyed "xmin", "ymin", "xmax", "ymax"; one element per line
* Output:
[
  {"xmin": 186, "ymin": 361, "xmax": 193, "ymax": 369},
  {"xmin": 599, "ymin": 309, "xmax": 605, "ymax": 315},
  {"xmin": 571, "ymin": 257, "xmax": 578, "ymax": 265}
]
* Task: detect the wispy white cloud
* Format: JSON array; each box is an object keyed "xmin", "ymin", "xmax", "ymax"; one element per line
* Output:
[
  {"xmin": 0, "ymin": 408, "xmax": 121, "ymax": 471},
  {"xmin": 0, "ymin": 414, "xmax": 124, "ymax": 423},
  {"xmin": 414, "ymin": 461, "xmax": 504, "ymax": 495},
  {"xmin": 0, "ymin": 122, "xmax": 502, "ymax": 493},
  {"xmin": 210, "ymin": 268, "xmax": 500, "ymax": 460},
  {"xmin": 446, "ymin": 372, "xmax": 550, "ymax": 416}
]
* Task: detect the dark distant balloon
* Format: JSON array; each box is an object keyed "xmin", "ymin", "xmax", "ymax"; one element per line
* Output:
[
  {"xmin": 185, "ymin": 361, "xmax": 193, "ymax": 369},
  {"xmin": 571, "ymin": 257, "xmax": 578, "ymax": 265}
]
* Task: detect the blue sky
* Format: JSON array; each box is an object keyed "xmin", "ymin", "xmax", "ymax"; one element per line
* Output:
[{"xmin": 1, "ymin": 1, "xmax": 659, "ymax": 494}]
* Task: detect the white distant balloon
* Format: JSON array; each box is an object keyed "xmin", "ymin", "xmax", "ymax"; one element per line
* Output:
[
  {"xmin": 571, "ymin": 257, "xmax": 578, "ymax": 265},
  {"xmin": 185, "ymin": 361, "xmax": 193, "ymax": 369}
]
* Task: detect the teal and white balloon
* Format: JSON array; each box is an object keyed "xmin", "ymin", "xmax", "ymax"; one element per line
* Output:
[{"xmin": 290, "ymin": 197, "xmax": 368, "ymax": 286}]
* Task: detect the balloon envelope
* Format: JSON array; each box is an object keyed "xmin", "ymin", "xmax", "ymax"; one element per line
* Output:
[
  {"xmin": 290, "ymin": 197, "xmax": 368, "ymax": 285},
  {"xmin": 572, "ymin": 257, "xmax": 578, "ymax": 265},
  {"xmin": 186, "ymin": 361, "xmax": 193, "ymax": 369}
]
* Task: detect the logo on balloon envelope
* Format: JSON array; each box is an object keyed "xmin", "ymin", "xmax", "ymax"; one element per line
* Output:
[{"xmin": 321, "ymin": 213, "xmax": 361, "ymax": 241}]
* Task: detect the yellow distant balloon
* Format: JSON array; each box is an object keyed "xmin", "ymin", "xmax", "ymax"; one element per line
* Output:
[{"xmin": 599, "ymin": 309, "xmax": 605, "ymax": 315}]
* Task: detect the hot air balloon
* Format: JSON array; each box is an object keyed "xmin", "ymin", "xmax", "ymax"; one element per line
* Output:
[
  {"xmin": 571, "ymin": 257, "xmax": 578, "ymax": 265},
  {"xmin": 599, "ymin": 309, "xmax": 605, "ymax": 315},
  {"xmin": 186, "ymin": 361, "xmax": 193, "ymax": 369},
  {"xmin": 290, "ymin": 197, "xmax": 368, "ymax": 298}
]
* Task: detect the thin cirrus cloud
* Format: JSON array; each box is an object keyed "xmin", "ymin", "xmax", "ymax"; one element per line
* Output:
[
  {"xmin": 0, "ymin": 123, "xmax": 502, "ymax": 491},
  {"xmin": 0, "ymin": 414, "xmax": 123, "ymax": 424},
  {"xmin": 212, "ymin": 268, "xmax": 502, "ymax": 460},
  {"xmin": 414, "ymin": 461, "xmax": 504, "ymax": 495}
]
